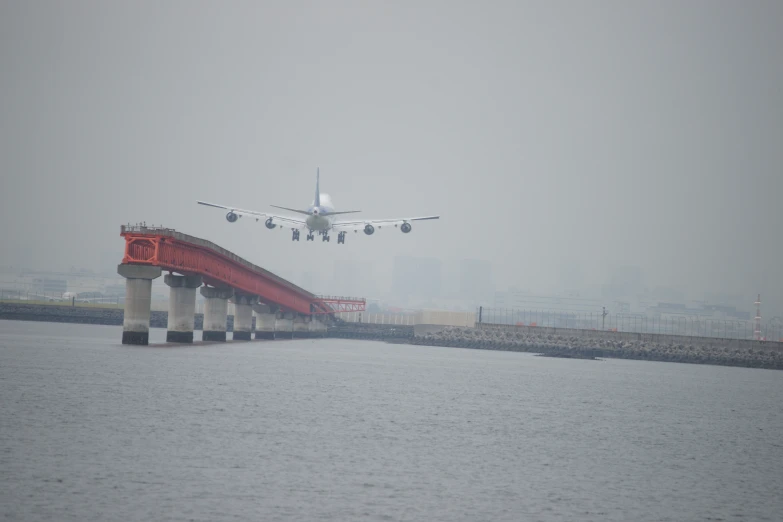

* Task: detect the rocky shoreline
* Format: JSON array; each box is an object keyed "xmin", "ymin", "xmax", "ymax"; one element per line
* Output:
[
  {"xmin": 324, "ymin": 323, "xmax": 783, "ymax": 370},
  {"xmin": 410, "ymin": 326, "xmax": 783, "ymax": 370}
]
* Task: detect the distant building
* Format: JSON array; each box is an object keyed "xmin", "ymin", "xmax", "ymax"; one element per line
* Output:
[
  {"xmin": 494, "ymin": 287, "xmax": 605, "ymax": 313},
  {"xmin": 332, "ymin": 261, "xmax": 377, "ymax": 298},
  {"xmin": 32, "ymin": 278, "xmax": 67, "ymax": 295},
  {"xmin": 494, "ymin": 290, "xmax": 509, "ymax": 308},
  {"xmin": 103, "ymin": 283, "xmax": 126, "ymax": 297},
  {"xmin": 391, "ymin": 256, "xmax": 442, "ymax": 302},
  {"xmin": 602, "ymin": 265, "xmax": 645, "ymax": 301},
  {"xmin": 646, "ymin": 302, "xmax": 750, "ymax": 321},
  {"xmin": 459, "ymin": 259, "xmax": 493, "ymax": 304},
  {"xmin": 649, "ymin": 286, "xmax": 686, "ymax": 304}
]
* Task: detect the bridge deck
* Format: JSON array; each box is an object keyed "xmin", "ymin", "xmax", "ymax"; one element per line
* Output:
[{"xmin": 120, "ymin": 225, "xmax": 364, "ymax": 315}]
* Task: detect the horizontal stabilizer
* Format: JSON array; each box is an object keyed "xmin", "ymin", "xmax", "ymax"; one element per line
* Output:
[
  {"xmin": 269, "ymin": 205, "xmax": 312, "ymax": 216},
  {"xmin": 322, "ymin": 210, "xmax": 362, "ymax": 216}
]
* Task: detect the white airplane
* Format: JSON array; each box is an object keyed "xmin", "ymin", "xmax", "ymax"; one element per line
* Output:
[{"xmin": 197, "ymin": 168, "xmax": 439, "ymax": 244}]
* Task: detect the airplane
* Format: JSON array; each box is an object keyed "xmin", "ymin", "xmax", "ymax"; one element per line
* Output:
[{"xmin": 197, "ymin": 168, "xmax": 439, "ymax": 244}]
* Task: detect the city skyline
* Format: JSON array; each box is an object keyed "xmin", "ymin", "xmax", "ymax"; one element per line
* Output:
[{"xmin": 1, "ymin": 2, "xmax": 781, "ymax": 318}]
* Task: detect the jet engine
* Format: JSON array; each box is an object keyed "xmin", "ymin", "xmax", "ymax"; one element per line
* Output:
[
  {"xmin": 400, "ymin": 223, "xmax": 412, "ymax": 233},
  {"xmin": 265, "ymin": 218, "xmax": 276, "ymax": 229},
  {"xmin": 364, "ymin": 224, "xmax": 375, "ymax": 235},
  {"xmin": 226, "ymin": 211, "xmax": 239, "ymax": 223}
]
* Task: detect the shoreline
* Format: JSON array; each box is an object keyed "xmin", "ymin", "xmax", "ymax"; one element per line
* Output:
[
  {"xmin": 2, "ymin": 303, "xmax": 781, "ymax": 370},
  {"xmin": 405, "ymin": 327, "xmax": 783, "ymax": 371}
]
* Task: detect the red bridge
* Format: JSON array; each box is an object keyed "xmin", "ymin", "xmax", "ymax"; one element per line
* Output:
[
  {"xmin": 119, "ymin": 225, "xmax": 365, "ymax": 345},
  {"xmin": 121, "ymin": 225, "xmax": 365, "ymax": 315}
]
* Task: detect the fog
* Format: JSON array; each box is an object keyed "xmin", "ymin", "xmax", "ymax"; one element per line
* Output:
[{"xmin": 1, "ymin": 1, "xmax": 781, "ymax": 315}]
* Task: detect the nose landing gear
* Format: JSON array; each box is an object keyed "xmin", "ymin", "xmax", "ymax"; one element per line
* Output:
[
  {"xmin": 306, "ymin": 233, "xmax": 314, "ymax": 241},
  {"xmin": 322, "ymin": 234, "xmax": 330, "ymax": 242}
]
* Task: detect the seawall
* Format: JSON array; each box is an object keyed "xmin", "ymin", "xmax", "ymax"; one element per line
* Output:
[
  {"xmin": 413, "ymin": 325, "xmax": 783, "ymax": 370},
  {"xmin": 477, "ymin": 322, "xmax": 778, "ymax": 352},
  {"xmin": 327, "ymin": 322, "xmax": 414, "ymax": 340}
]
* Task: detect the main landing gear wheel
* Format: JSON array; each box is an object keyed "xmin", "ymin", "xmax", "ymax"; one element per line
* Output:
[
  {"xmin": 306, "ymin": 233, "xmax": 314, "ymax": 241},
  {"xmin": 292, "ymin": 230, "xmax": 300, "ymax": 241},
  {"xmin": 322, "ymin": 234, "xmax": 330, "ymax": 242},
  {"xmin": 337, "ymin": 232, "xmax": 346, "ymax": 244}
]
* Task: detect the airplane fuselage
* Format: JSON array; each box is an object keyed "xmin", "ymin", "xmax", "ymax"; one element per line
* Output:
[
  {"xmin": 304, "ymin": 194, "xmax": 335, "ymax": 231},
  {"xmin": 305, "ymin": 212, "xmax": 332, "ymax": 231}
]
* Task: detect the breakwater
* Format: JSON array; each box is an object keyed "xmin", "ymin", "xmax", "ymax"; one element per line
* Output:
[
  {"xmin": 411, "ymin": 325, "xmax": 783, "ymax": 370},
  {"xmin": 326, "ymin": 323, "xmax": 783, "ymax": 370}
]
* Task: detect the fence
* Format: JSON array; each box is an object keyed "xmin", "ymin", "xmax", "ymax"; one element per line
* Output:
[
  {"xmin": 335, "ymin": 311, "xmax": 415, "ymax": 326},
  {"xmin": 477, "ymin": 307, "xmax": 783, "ymax": 341}
]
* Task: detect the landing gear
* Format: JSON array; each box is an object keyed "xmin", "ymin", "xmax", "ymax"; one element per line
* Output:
[
  {"xmin": 322, "ymin": 234, "xmax": 330, "ymax": 242},
  {"xmin": 337, "ymin": 232, "xmax": 346, "ymax": 244},
  {"xmin": 306, "ymin": 233, "xmax": 314, "ymax": 241},
  {"xmin": 292, "ymin": 230, "xmax": 300, "ymax": 241}
]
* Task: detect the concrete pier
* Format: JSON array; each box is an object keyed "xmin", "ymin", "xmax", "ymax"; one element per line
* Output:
[
  {"xmin": 164, "ymin": 274, "xmax": 202, "ymax": 343},
  {"xmin": 232, "ymin": 293, "xmax": 257, "ymax": 341},
  {"xmin": 118, "ymin": 264, "xmax": 162, "ymax": 345},
  {"xmin": 309, "ymin": 317, "xmax": 327, "ymax": 337},
  {"xmin": 253, "ymin": 303, "xmax": 276, "ymax": 339},
  {"xmin": 201, "ymin": 286, "xmax": 233, "ymax": 342},
  {"xmin": 293, "ymin": 315, "xmax": 310, "ymax": 338},
  {"xmin": 275, "ymin": 312, "xmax": 294, "ymax": 339}
]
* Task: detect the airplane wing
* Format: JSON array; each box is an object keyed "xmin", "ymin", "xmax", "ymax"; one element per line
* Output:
[
  {"xmin": 332, "ymin": 215, "xmax": 440, "ymax": 231},
  {"xmin": 196, "ymin": 201, "xmax": 309, "ymax": 229}
]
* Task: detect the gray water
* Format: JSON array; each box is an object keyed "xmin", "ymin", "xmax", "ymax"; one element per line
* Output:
[{"xmin": 1, "ymin": 321, "xmax": 781, "ymax": 521}]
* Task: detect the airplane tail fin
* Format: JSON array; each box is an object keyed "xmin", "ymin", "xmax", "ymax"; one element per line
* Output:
[{"xmin": 314, "ymin": 167, "xmax": 321, "ymax": 207}]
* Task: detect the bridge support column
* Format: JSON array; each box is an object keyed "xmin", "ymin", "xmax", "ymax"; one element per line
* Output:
[
  {"xmin": 310, "ymin": 317, "xmax": 327, "ymax": 337},
  {"xmin": 293, "ymin": 315, "xmax": 311, "ymax": 338},
  {"xmin": 118, "ymin": 264, "xmax": 162, "ymax": 345},
  {"xmin": 231, "ymin": 293, "xmax": 257, "ymax": 341},
  {"xmin": 275, "ymin": 312, "xmax": 294, "ymax": 339},
  {"xmin": 201, "ymin": 286, "xmax": 233, "ymax": 342},
  {"xmin": 253, "ymin": 303, "xmax": 276, "ymax": 339},
  {"xmin": 164, "ymin": 274, "xmax": 202, "ymax": 343}
]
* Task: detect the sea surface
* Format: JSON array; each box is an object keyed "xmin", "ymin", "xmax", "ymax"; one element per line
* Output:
[{"xmin": 1, "ymin": 320, "xmax": 782, "ymax": 521}]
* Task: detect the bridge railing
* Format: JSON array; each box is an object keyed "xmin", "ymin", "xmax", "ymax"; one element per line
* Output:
[
  {"xmin": 314, "ymin": 295, "xmax": 367, "ymax": 303},
  {"xmin": 334, "ymin": 311, "xmax": 415, "ymax": 325},
  {"xmin": 311, "ymin": 295, "xmax": 366, "ymax": 315}
]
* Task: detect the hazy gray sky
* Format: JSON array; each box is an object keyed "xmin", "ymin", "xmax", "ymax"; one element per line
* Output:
[{"xmin": 1, "ymin": 1, "xmax": 781, "ymax": 311}]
